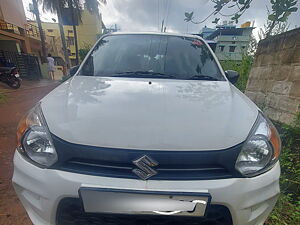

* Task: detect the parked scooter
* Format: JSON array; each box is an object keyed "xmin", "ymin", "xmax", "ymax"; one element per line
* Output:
[{"xmin": 0, "ymin": 67, "xmax": 21, "ymax": 89}]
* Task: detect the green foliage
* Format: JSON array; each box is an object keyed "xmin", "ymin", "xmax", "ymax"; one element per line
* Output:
[
  {"xmin": 60, "ymin": 74, "xmax": 71, "ymax": 82},
  {"xmin": 258, "ymin": 21, "xmax": 290, "ymax": 40},
  {"xmin": 184, "ymin": 0, "xmax": 254, "ymax": 25},
  {"xmin": 184, "ymin": 0, "xmax": 298, "ymax": 26},
  {"xmin": 265, "ymin": 0, "xmax": 298, "ymax": 37},
  {"xmin": 267, "ymin": 194, "xmax": 300, "ymax": 225},
  {"xmin": 184, "ymin": 12, "xmax": 194, "ymax": 22},
  {"xmin": 266, "ymin": 116, "xmax": 300, "ymax": 225},
  {"xmin": 220, "ymin": 55, "xmax": 253, "ymax": 92},
  {"xmin": 0, "ymin": 93, "xmax": 7, "ymax": 104},
  {"xmin": 212, "ymin": 18, "xmax": 220, "ymax": 24},
  {"xmin": 268, "ymin": 0, "xmax": 298, "ymax": 22},
  {"xmin": 78, "ymin": 44, "xmax": 92, "ymax": 62}
]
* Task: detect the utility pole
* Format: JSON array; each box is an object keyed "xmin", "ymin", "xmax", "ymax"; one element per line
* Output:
[
  {"xmin": 161, "ymin": 19, "xmax": 164, "ymax": 32},
  {"xmin": 32, "ymin": 0, "xmax": 47, "ymax": 63}
]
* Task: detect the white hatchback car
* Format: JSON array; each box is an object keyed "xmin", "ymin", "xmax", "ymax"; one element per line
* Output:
[{"xmin": 13, "ymin": 32, "xmax": 281, "ymax": 225}]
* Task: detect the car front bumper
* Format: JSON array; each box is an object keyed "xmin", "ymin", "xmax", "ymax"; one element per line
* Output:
[{"xmin": 12, "ymin": 151, "xmax": 280, "ymax": 225}]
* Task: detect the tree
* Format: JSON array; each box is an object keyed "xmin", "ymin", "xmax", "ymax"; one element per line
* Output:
[
  {"xmin": 67, "ymin": 0, "xmax": 106, "ymax": 65},
  {"xmin": 247, "ymin": 34, "xmax": 258, "ymax": 55},
  {"xmin": 184, "ymin": 0, "xmax": 254, "ymax": 25},
  {"xmin": 67, "ymin": 0, "xmax": 81, "ymax": 65},
  {"xmin": 42, "ymin": 0, "xmax": 70, "ymax": 68},
  {"xmin": 266, "ymin": 0, "xmax": 297, "ymax": 37},
  {"xmin": 85, "ymin": 0, "xmax": 106, "ymax": 16},
  {"xmin": 184, "ymin": 0, "xmax": 298, "ymax": 26},
  {"xmin": 32, "ymin": 0, "xmax": 47, "ymax": 63},
  {"xmin": 258, "ymin": 20, "xmax": 290, "ymax": 40},
  {"xmin": 42, "ymin": 0, "xmax": 106, "ymax": 67}
]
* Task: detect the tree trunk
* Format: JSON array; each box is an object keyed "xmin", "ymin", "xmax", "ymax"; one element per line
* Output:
[
  {"xmin": 68, "ymin": 0, "xmax": 79, "ymax": 65},
  {"xmin": 32, "ymin": 0, "xmax": 47, "ymax": 63},
  {"xmin": 55, "ymin": 0, "xmax": 70, "ymax": 69}
]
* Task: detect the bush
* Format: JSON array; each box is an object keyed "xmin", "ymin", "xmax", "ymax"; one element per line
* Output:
[
  {"xmin": 220, "ymin": 55, "xmax": 253, "ymax": 92},
  {"xmin": 79, "ymin": 44, "xmax": 92, "ymax": 62},
  {"xmin": 266, "ymin": 115, "xmax": 300, "ymax": 225}
]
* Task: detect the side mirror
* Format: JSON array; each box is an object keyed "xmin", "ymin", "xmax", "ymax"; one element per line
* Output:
[
  {"xmin": 69, "ymin": 65, "xmax": 80, "ymax": 76},
  {"xmin": 225, "ymin": 70, "xmax": 239, "ymax": 84}
]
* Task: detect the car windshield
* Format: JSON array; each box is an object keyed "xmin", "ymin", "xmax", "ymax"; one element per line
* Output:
[{"xmin": 79, "ymin": 34, "xmax": 225, "ymax": 81}]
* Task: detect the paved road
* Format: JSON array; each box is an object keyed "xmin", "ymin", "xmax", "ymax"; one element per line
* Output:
[{"xmin": 0, "ymin": 80, "xmax": 58, "ymax": 225}]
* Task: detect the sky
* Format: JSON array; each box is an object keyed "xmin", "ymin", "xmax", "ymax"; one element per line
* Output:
[{"xmin": 22, "ymin": 0, "xmax": 300, "ymax": 36}]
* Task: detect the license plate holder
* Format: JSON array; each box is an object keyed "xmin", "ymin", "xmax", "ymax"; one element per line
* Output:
[{"xmin": 79, "ymin": 188, "xmax": 210, "ymax": 217}]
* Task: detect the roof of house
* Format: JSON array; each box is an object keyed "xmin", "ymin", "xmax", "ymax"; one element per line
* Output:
[{"xmin": 206, "ymin": 27, "xmax": 254, "ymax": 40}]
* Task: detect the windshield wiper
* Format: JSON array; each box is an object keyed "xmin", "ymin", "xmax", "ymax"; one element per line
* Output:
[
  {"xmin": 112, "ymin": 71, "xmax": 175, "ymax": 79},
  {"xmin": 188, "ymin": 75, "xmax": 219, "ymax": 81}
]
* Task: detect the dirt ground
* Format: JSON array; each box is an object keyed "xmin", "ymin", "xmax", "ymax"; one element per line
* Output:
[{"xmin": 0, "ymin": 80, "xmax": 58, "ymax": 225}]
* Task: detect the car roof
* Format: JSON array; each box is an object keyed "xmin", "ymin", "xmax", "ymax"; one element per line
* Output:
[{"xmin": 106, "ymin": 32, "xmax": 205, "ymax": 41}]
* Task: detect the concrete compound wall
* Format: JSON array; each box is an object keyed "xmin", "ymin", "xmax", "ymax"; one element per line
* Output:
[{"xmin": 245, "ymin": 28, "xmax": 300, "ymax": 124}]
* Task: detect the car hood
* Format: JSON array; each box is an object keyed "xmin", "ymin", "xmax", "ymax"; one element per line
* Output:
[{"xmin": 41, "ymin": 76, "xmax": 258, "ymax": 151}]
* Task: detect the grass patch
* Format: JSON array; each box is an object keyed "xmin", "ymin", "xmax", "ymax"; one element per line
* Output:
[
  {"xmin": 0, "ymin": 93, "xmax": 7, "ymax": 103},
  {"xmin": 266, "ymin": 115, "xmax": 300, "ymax": 225}
]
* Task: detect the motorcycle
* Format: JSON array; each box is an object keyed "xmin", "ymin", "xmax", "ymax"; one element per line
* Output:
[{"xmin": 0, "ymin": 67, "xmax": 21, "ymax": 89}]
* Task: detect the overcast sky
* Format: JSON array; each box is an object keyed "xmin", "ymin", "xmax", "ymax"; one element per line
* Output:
[{"xmin": 23, "ymin": 0, "xmax": 300, "ymax": 36}]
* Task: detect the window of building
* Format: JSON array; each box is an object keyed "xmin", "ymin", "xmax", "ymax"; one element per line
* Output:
[
  {"xmin": 47, "ymin": 29, "xmax": 53, "ymax": 32},
  {"xmin": 68, "ymin": 30, "xmax": 74, "ymax": 34},
  {"xmin": 229, "ymin": 46, "xmax": 236, "ymax": 52},
  {"xmin": 219, "ymin": 45, "xmax": 225, "ymax": 52},
  {"xmin": 232, "ymin": 41, "xmax": 236, "ymax": 44}
]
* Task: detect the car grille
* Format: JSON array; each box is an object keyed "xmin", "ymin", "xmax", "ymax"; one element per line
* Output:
[
  {"xmin": 56, "ymin": 198, "xmax": 233, "ymax": 225},
  {"xmin": 51, "ymin": 135, "xmax": 243, "ymax": 180}
]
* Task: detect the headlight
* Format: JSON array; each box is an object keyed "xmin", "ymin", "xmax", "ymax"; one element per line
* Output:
[
  {"xmin": 16, "ymin": 103, "xmax": 57, "ymax": 167},
  {"xmin": 235, "ymin": 112, "xmax": 281, "ymax": 177}
]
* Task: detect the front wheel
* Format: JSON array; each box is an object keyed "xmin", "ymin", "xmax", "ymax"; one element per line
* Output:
[{"xmin": 8, "ymin": 77, "xmax": 21, "ymax": 89}]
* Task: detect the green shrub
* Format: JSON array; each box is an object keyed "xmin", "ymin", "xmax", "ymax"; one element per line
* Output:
[
  {"xmin": 220, "ymin": 55, "xmax": 253, "ymax": 92},
  {"xmin": 266, "ymin": 116, "xmax": 300, "ymax": 225},
  {"xmin": 79, "ymin": 44, "xmax": 92, "ymax": 62},
  {"xmin": 266, "ymin": 194, "xmax": 300, "ymax": 225}
]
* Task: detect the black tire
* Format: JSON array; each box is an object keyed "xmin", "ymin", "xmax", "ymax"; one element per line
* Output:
[{"xmin": 8, "ymin": 77, "xmax": 21, "ymax": 89}]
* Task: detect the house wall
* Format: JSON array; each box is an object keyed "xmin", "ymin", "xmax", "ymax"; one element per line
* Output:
[
  {"xmin": 0, "ymin": 0, "xmax": 32, "ymax": 54},
  {"xmin": 77, "ymin": 10, "xmax": 102, "ymax": 48},
  {"xmin": 0, "ymin": 0, "xmax": 26, "ymax": 28},
  {"xmin": 245, "ymin": 28, "xmax": 300, "ymax": 124},
  {"xmin": 215, "ymin": 29, "xmax": 252, "ymax": 61}
]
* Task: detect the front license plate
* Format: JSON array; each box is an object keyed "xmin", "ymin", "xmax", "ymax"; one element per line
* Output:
[{"xmin": 79, "ymin": 188, "xmax": 210, "ymax": 217}]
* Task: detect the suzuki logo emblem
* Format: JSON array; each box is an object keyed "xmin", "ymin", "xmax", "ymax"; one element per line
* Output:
[{"xmin": 132, "ymin": 155, "xmax": 158, "ymax": 180}]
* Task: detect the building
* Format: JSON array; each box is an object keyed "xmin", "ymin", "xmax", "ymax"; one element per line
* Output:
[
  {"xmin": 30, "ymin": 10, "xmax": 103, "ymax": 66},
  {"xmin": 0, "ymin": 0, "xmax": 42, "ymax": 79},
  {"xmin": 201, "ymin": 21, "xmax": 254, "ymax": 61},
  {"xmin": 0, "ymin": 0, "xmax": 31, "ymax": 53},
  {"xmin": 201, "ymin": 26, "xmax": 216, "ymax": 39}
]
